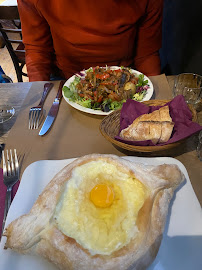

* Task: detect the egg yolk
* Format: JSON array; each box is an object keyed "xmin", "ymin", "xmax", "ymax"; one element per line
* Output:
[{"xmin": 90, "ymin": 184, "xmax": 114, "ymax": 208}]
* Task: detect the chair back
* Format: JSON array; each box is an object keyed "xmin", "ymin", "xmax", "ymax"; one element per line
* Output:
[
  {"xmin": 0, "ymin": 6, "xmax": 27, "ymax": 82},
  {"xmin": 0, "ymin": 6, "xmax": 19, "ymax": 19}
]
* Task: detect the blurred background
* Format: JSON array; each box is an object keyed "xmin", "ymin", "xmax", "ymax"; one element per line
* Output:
[
  {"xmin": 160, "ymin": 0, "xmax": 202, "ymax": 76},
  {"xmin": 0, "ymin": 0, "xmax": 202, "ymax": 83}
]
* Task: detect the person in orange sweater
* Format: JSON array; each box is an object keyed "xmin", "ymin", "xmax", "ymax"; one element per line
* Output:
[{"xmin": 17, "ymin": 0, "xmax": 163, "ymax": 82}]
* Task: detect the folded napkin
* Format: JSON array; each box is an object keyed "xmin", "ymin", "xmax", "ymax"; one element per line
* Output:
[
  {"xmin": 0, "ymin": 168, "xmax": 20, "ymax": 234},
  {"xmin": 115, "ymin": 95, "xmax": 202, "ymax": 146}
]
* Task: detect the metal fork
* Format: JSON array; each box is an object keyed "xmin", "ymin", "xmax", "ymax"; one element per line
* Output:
[
  {"xmin": 1, "ymin": 149, "xmax": 19, "ymax": 238},
  {"xmin": 29, "ymin": 82, "xmax": 53, "ymax": 129}
]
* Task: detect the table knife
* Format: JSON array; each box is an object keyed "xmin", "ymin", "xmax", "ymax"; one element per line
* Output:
[{"xmin": 39, "ymin": 81, "xmax": 65, "ymax": 136}]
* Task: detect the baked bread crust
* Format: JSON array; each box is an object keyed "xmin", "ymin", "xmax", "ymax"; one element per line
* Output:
[
  {"xmin": 120, "ymin": 106, "xmax": 174, "ymax": 144},
  {"xmin": 159, "ymin": 106, "xmax": 172, "ymax": 122},
  {"xmin": 4, "ymin": 154, "xmax": 185, "ymax": 270}
]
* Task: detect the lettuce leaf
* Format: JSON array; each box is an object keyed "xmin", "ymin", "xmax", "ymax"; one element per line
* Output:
[
  {"xmin": 76, "ymin": 98, "xmax": 92, "ymax": 108},
  {"xmin": 136, "ymin": 74, "xmax": 148, "ymax": 87}
]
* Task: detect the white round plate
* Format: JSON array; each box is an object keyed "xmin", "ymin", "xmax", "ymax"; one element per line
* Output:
[{"xmin": 62, "ymin": 66, "xmax": 154, "ymax": 116}]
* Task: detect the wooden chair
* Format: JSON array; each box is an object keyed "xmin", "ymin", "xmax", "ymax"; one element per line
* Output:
[{"xmin": 0, "ymin": 6, "xmax": 27, "ymax": 82}]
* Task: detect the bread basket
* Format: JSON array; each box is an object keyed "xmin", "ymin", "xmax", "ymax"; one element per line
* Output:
[{"xmin": 99, "ymin": 100, "xmax": 198, "ymax": 153}]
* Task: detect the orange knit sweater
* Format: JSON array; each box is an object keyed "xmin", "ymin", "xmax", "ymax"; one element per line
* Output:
[{"xmin": 18, "ymin": 0, "xmax": 163, "ymax": 81}]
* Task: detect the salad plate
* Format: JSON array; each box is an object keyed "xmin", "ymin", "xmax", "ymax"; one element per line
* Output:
[{"xmin": 62, "ymin": 66, "xmax": 154, "ymax": 116}]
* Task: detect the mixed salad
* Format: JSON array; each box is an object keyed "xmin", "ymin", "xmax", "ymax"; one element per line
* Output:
[{"xmin": 63, "ymin": 66, "xmax": 150, "ymax": 112}]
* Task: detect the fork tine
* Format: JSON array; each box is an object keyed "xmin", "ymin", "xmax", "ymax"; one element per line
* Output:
[
  {"xmin": 2, "ymin": 150, "xmax": 7, "ymax": 177},
  {"xmin": 6, "ymin": 150, "xmax": 11, "ymax": 176},
  {"xmin": 30, "ymin": 109, "xmax": 36, "ymax": 129},
  {"xmin": 29, "ymin": 109, "xmax": 36, "ymax": 129},
  {"xmin": 10, "ymin": 149, "xmax": 15, "ymax": 175},
  {"xmin": 29, "ymin": 110, "xmax": 33, "ymax": 129},
  {"xmin": 14, "ymin": 149, "xmax": 19, "ymax": 177},
  {"xmin": 32, "ymin": 110, "xmax": 37, "ymax": 129},
  {"xmin": 2, "ymin": 149, "xmax": 19, "ymax": 177},
  {"xmin": 29, "ymin": 109, "xmax": 41, "ymax": 129},
  {"xmin": 35, "ymin": 110, "xmax": 42, "ymax": 129},
  {"xmin": 34, "ymin": 110, "xmax": 40, "ymax": 129},
  {"xmin": 32, "ymin": 109, "xmax": 37, "ymax": 129}
]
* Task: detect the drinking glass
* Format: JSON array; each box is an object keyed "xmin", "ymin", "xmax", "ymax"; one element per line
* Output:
[
  {"xmin": 173, "ymin": 73, "xmax": 202, "ymax": 105},
  {"xmin": 0, "ymin": 105, "xmax": 15, "ymax": 124}
]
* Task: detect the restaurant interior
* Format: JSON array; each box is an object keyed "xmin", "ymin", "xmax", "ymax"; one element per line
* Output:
[{"xmin": 0, "ymin": 1, "xmax": 202, "ymax": 270}]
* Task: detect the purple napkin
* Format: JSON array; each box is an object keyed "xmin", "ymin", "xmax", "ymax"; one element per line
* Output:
[
  {"xmin": 115, "ymin": 95, "xmax": 202, "ymax": 146},
  {"xmin": 0, "ymin": 168, "xmax": 20, "ymax": 234}
]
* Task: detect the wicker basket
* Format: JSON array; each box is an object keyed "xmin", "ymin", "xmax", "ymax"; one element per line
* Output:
[{"xmin": 99, "ymin": 100, "xmax": 198, "ymax": 153}]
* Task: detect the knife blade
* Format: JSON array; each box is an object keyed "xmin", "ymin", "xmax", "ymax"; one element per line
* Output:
[{"xmin": 39, "ymin": 81, "xmax": 65, "ymax": 136}]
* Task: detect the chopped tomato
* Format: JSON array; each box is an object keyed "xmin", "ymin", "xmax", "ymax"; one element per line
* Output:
[
  {"xmin": 86, "ymin": 95, "xmax": 94, "ymax": 100},
  {"xmin": 78, "ymin": 93, "xmax": 84, "ymax": 98},
  {"xmin": 96, "ymin": 73, "xmax": 110, "ymax": 80},
  {"xmin": 97, "ymin": 95, "xmax": 103, "ymax": 103},
  {"xmin": 106, "ymin": 69, "xmax": 121, "ymax": 73}
]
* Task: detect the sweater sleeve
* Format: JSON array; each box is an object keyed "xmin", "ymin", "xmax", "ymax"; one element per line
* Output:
[
  {"xmin": 17, "ymin": 0, "xmax": 54, "ymax": 81},
  {"xmin": 134, "ymin": 0, "xmax": 163, "ymax": 76}
]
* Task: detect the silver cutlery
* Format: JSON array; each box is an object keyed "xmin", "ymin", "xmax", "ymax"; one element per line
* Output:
[
  {"xmin": 1, "ymin": 149, "xmax": 19, "ymax": 239},
  {"xmin": 29, "ymin": 83, "xmax": 53, "ymax": 129},
  {"xmin": 39, "ymin": 81, "xmax": 65, "ymax": 136}
]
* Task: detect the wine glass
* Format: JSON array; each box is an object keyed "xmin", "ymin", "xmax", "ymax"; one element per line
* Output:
[
  {"xmin": 173, "ymin": 73, "xmax": 202, "ymax": 105},
  {"xmin": 0, "ymin": 105, "xmax": 15, "ymax": 124}
]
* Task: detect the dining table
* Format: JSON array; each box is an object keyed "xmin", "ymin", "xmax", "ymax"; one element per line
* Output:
[
  {"xmin": 0, "ymin": 74, "xmax": 202, "ymax": 206},
  {"xmin": 0, "ymin": 73, "xmax": 202, "ymax": 270}
]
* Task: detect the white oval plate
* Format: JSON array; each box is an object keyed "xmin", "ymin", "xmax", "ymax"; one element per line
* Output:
[{"xmin": 62, "ymin": 66, "xmax": 154, "ymax": 116}]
